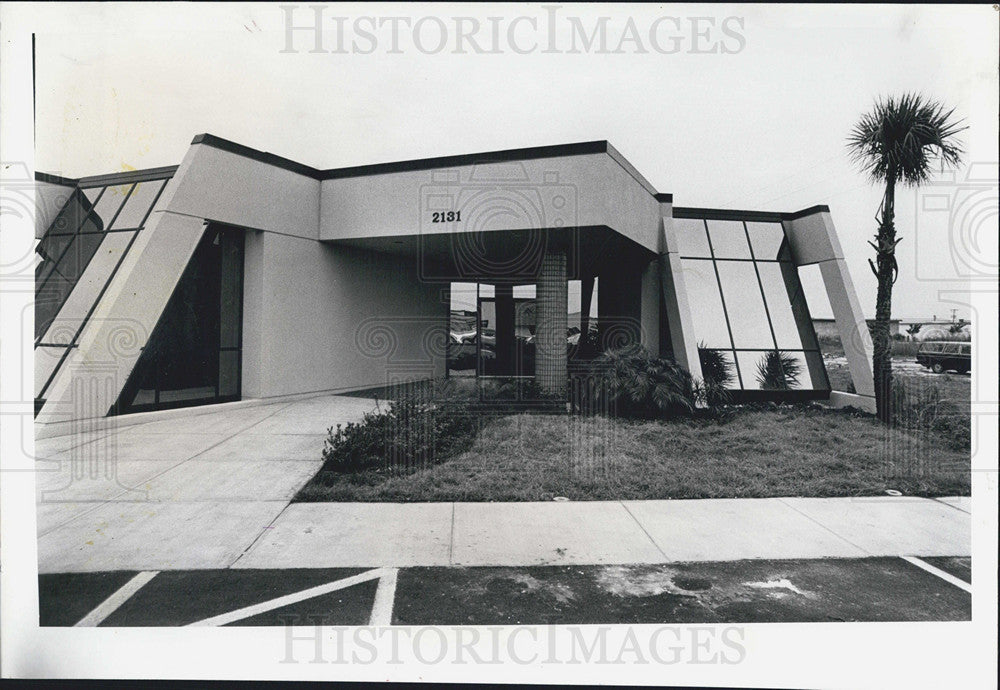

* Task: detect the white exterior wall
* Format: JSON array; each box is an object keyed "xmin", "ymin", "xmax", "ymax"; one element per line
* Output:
[
  {"xmin": 319, "ymin": 153, "xmax": 661, "ymax": 253},
  {"xmin": 166, "ymin": 145, "xmax": 320, "ymax": 239},
  {"xmin": 37, "ymin": 140, "xmax": 450, "ymax": 427},
  {"xmin": 243, "ymin": 231, "xmax": 446, "ymax": 399},
  {"xmin": 784, "ymin": 209, "xmax": 876, "ymax": 411},
  {"xmin": 657, "ymin": 204, "xmax": 703, "ymax": 379}
]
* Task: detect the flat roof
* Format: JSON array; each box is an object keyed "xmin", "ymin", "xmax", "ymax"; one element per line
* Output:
[
  {"xmin": 189, "ymin": 133, "xmax": 665, "ymax": 198},
  {"xmin": 35, "ymin": 134, "xmax": 835, "ymax": 220}
]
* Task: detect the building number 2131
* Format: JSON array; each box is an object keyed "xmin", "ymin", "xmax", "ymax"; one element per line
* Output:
[{"xmin": 431, "ymin": 211, "xmax": 461, "ymax": 223}]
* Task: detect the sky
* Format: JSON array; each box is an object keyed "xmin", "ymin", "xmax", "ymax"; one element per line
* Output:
[{"xmin": 26, "ymin": 3, "xmax": 1000, "ymax": 320}]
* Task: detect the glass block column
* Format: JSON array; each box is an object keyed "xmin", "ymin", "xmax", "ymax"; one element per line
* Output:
[{"xmin": 536, "ymin": 249, "xmax": 567, "ymax": 395}]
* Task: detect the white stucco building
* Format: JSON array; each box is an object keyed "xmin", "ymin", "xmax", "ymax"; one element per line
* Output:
[{"xmin": 34, "ymin": 134, "xmax": 876, "ymax": 432}]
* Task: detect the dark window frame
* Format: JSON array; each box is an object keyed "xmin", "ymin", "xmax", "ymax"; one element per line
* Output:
[
  {"xmin": 679, "ymin": 217, "xmax": 830, "ymax": 395},
  {"xmin": 109, "ymin": 223, "xmax": 245, "ymax": 416}
]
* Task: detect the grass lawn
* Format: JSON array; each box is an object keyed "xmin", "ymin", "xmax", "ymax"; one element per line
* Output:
[{"xmin": 295, "ymin": 406, "xmax": 970, "ymax": 503}]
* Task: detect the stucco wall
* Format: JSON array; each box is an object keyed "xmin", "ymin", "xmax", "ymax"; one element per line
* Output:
[
  {"xmin": 167, "ymin": 144, "xmax": 320, "ymax": 239},
  {"xmin": 244, "ymin": 232, "xmax": 447, "ymax": 399},
  {"xmin": 319, "ymin": 153, "xmax": 661, "ymax": 253}
]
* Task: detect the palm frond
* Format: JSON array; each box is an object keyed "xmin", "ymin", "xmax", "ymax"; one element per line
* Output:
[{"xmin": 847, "ymin": 93, "xmax": 966, "ymax": 186}]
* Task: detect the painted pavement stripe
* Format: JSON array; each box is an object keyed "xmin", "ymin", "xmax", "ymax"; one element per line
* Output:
[
  {"xmin": 368, "ymin": 567, "xmax": 398, "ymax": 626},
  {"xmin": 901, "ymin": 556, "xmax": 972, "ymax": 593},
  {"xmin": 187, "ymin": 567, "xmax": 387, "ymax": 627},
  {"xmin": 74, "ymin": 571, "xmax": 159, "ymax": 627}
]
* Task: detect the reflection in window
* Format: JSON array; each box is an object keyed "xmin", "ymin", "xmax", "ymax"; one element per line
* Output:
[
  {"xmin": 35, "ymin": 179, "xmax": 168, "ymax": 343},
  {"xmin": 745, "ymin": 222, "xmax": 788, "ymax": 261},
  {"xmin": 679, "ymin": 259, "xmax": 730, "ymax": 349},
  {"xmin": 448, "ymin": 282, "xmax": 478, "ymax": 377},
  {"xmin": 674, "ymin": 218, "xmax": 712, "ymax": 257},
  {"xmin": 677, "ymin": 215, "xmax": 829, "ymax": 394},
  {"xmin": 706, "ymin": 220, "xmax": 752, "ymax": 259},
  {"xmin": 715, "ymin": 261, "xmax": 773, "ymax": 349},
  {"xmin": 112, "ymin": 225, "xmax": 245, "ymax": 414}
]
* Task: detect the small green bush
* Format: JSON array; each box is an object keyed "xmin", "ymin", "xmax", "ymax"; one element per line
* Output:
[
  {"xmin": 591, "ymin": 346, "xmax": 696, "ymax": 419},
  {"xmin": 321, "ymin": 380, "xmax": 477, "ymax": 475}
]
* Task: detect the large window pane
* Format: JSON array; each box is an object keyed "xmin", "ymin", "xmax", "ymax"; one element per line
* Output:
[
  {"xmin": 448, "ymin": 282, "xmax": 478, "ymax": 376},
  {"xmin": 109, "ymin": 180, "xmax": 166, "ymax": 230},
  {"xmin": 715, "ymin": 260, "xmax": 774, "ymax": 349},
  {"xmin": 757, "ymin": 261, "xmax": 805, "ymax": 350},
  {"xmin": 113, "ymin": 225, "xmax": 244, "ymax": 414},
  {"xmin": 679, "ymin": 259, "xmax": 731, "ymax": 349},
  {"xmin": 674, "ymin": 218, "xmax": 711, "ymax": 257},
  {"xmin": 478, "ymin": 297, "xmax": 497, "ymax": 375},
  {"xmin": 706, "ymin": 220, "xmax": 752, "ymax": 259},
  {"xmin": 35, "ymin": 231, "xmax": 104, "ymax": 339},
  {"xmin": 698, "ymin": 348, "xmax": 740, "ymax": 389},
  {"xmin": 87, "ymin": 186, "xmax": 129, "ymax": 232},
  {"xmin": 38, "ymin": 231, "xmax": 135, "ymax": 344},
  {"xmin": 745, "ymin": 222, "xmax": 787, "ymax": 261},
  {"xmin": 219, "ymin": 230, "xmax": 244, "ymax": 349},
  {"xmin": 738, "ymin": 350, "xmax": 815, "ymax": 391}
]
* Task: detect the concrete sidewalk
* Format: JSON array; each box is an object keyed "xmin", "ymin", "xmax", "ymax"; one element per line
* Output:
[
  {"xmin": 231, "ymin": 496, "xmax": 970, "ymax": 570},
  {"xmin": 34, "ymin": 395, "xmax": 971, "ymax": 574}
]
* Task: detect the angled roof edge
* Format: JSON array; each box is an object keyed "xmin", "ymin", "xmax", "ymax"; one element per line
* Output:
[
  {"xmin": 189, "ymin": 133, "xmax": 664, "ymax": 197},
  {"xmin": 35, "ymin": 166, "xmax": 179, "ymax": 188},
  {"xmin": 673, "ymin": 204, "xmax": 831, "ymax": 222}
]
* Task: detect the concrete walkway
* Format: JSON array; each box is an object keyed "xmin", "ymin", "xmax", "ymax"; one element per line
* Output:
[
  {"xmin": 35, "ymin": 394, "xmax": 380, "ymax": 573},
  {"xmin": 35, "ymin": 397, "xmax": 971, "ymax": 574}
]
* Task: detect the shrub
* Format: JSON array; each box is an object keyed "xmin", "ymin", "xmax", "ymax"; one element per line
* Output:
[
  {"xmin": 698, "ymin": 344, "xmax": 735, "ymax": 407},
  {"xmin": 321, "ymin": 380, "xmax": 477, "ymax": 475},
  {"xmin": 890, "ymin": 379, "xmax": 970, "ymax": 451},
  {"xmin": 755, "ymin": 350, "xmax": 802, "ymax": 390},
  {"xmin": 590, "ymin": 346, "xmax": 695, "ymax": 419}
]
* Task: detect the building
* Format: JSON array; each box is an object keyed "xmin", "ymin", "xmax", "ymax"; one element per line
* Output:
[
  {"xmin": 34, "ymin": 135, "xmax": 877, "ymax": 432},
  {"xmin": 812, "ymin": 318, "xmax": 900, "ymax": 340}
]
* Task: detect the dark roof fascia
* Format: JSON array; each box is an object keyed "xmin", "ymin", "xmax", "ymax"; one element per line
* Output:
[
  {"xmin": 36, "ymin": 167, "xmax": 180, "ymax": 188},
  {"xmin": 673, "ymin": 204, "xmax": 831, "ymax": 222},
  {"xmin": 34, "ymin": 171, "xmax": 78, "ymax": 186},
  {"xmin": 320, "ymin": 140, "xmax": 610, "ymax": 180},
  {"xmin": 189, "ymin": 133, "xmax": 666, "ymax": 199},
  {"xmin": 191, "ymin": 133, "xmax": 322, "ymax": 178},
  {"xmin": 78, "ymin": 166, "xmax": 179, "ymax": 188}
]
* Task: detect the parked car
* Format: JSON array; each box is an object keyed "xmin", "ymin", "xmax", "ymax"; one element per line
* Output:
[{"xmin": 916, "ymin": 341, "xmax": 970, "ymax": 374}]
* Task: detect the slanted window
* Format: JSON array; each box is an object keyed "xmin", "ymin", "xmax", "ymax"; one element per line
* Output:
[
  {"xmin": 675, "ymin": 216, "xmax": 829, "ymax": 395},
  {"xmin": 111, "ymin": 224, "xmax": 244, "ymax": 414}
]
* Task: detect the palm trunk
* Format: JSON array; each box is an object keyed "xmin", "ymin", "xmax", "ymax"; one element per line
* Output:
[{"xmin": 872, "ymin": 177, "xmax": 896, "ymax": 424}]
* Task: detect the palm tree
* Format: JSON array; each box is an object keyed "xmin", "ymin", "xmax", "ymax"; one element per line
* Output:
[
  {"xmin": 756, "ymin": 350, "xmax": 802, "ymax": 390},
  {"xmin": 847, "ymin": 94, "xmax": 964, "ymax": 423}
]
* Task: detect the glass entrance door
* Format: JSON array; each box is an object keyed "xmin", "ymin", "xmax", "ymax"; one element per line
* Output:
[{"xmin": 477, "ymin": 283, "xmax": 536, "ymax": 377}]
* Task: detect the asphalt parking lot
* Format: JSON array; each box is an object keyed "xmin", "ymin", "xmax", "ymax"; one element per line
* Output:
[{"xmin": 39, "ymin": 556, "xmax": 971, "ymax": 627}]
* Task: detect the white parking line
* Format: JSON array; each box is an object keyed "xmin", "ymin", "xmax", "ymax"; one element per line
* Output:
[
  {"xmin": 368, "ymin": 567, "xmax": 398, "ymax": 626},
  {"xmin": 187, "ymin": 567, "xmax": 388, "ymax": 627},
  {"xmin": 75, "ymin": 571, "xmax": 159, "ymax": 627},
  {"xmin": 901, "ymin": 556, "xmax": 972, "ymax": 593}
]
